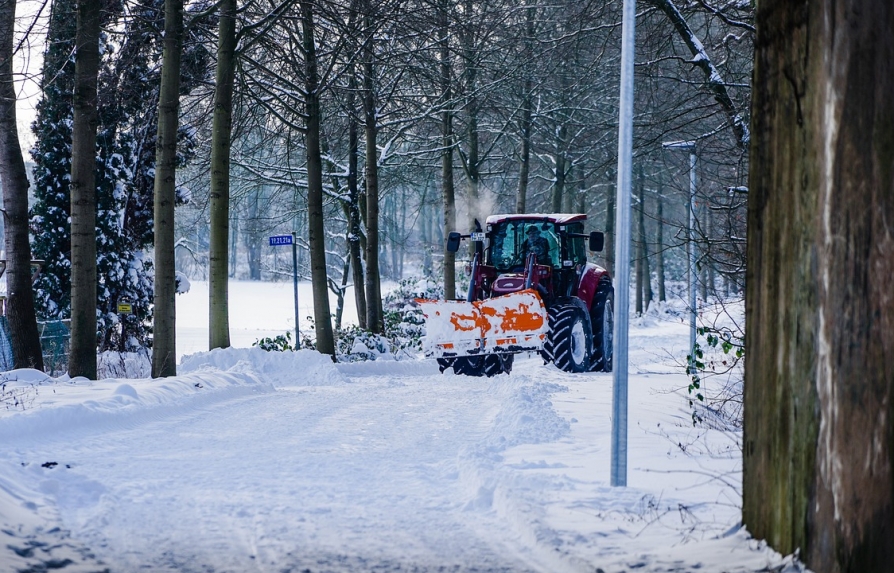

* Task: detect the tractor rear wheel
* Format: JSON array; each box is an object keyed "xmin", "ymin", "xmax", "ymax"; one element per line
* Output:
[
  {"xmin": 546, "ymin": 300, "xmax": 592, "ymax": 373},
  {"xmin": 589, "ymin": 282, "xmax": 614, "ymax": 372}
]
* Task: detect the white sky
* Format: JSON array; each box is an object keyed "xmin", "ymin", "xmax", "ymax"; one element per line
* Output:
[{"xmin": 13, "ymin": 0, "xmax": 49, "ymax": 152}]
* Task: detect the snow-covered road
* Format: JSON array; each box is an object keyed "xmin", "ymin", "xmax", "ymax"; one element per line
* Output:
[
  {"xmin": 39, "ymin": 364, "xmax": 560, "ymax": 572},
  {"xmin": 1, "ymin": 302, "xmax": 802, "ymax": 572}
]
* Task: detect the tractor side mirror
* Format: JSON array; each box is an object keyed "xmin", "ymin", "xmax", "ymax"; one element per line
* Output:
[
  {"xmin": 588, "ymin": 231, "xmax": 605, "ymax": 252},
  {"xmin": 446, "ymin": 232, "xmax": 462, "ymax": 253}
]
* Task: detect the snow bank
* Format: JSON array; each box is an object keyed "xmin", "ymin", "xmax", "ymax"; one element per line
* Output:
[
  {"xmin": 0, "ymin": 347, "xmax": 344, "ymax": 444},
  {"xmin": 179, "ymin": 346, "xmax": 345, "ymax": 387},
  {"xmin": 0, "ymin": 369, "xmax": 273, "ymax": 444}
]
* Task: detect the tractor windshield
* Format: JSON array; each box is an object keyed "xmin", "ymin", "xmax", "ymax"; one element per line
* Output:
[{"xmin": 488, "ymin": 220, "xmax": 559, "ymax": 271}]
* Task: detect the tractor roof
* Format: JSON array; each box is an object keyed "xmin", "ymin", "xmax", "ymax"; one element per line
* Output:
[{"xmin": 485, "ymin": 213, "xmax": 587, "ymax": 226}]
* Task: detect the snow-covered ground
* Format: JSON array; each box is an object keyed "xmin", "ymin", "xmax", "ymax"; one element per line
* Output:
[{"xmin": 0, "ymin": 281, "xmax": 805, "ymax": 572}]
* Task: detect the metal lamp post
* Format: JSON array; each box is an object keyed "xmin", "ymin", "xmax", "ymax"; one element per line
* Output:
[
  {"xmin": 662, "ymin": 141, "xmax": 698, "ymax": 360},
  {"xmin": 610, "ymin": 0, "xmax": 636, "ymax": 488}
]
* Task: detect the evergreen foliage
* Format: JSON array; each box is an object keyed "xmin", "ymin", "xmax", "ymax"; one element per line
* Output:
[
  {"xmin": 29, "ymin": 0, "xmax": 209, "ymax": 351},
  {"xmin": 29, "ymin": 0, "xmax": 76, "ymax": 320}
]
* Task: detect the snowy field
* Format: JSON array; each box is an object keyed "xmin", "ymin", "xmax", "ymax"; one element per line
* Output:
[
  {"xmin": 176, "ymin": 280, "xmax": 363, "ymax": 359},
  {"xmin": 0, "ymin": 280, "xmax": 806, "ymax": 572}
]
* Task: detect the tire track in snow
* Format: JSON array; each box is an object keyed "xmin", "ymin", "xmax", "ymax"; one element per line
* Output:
[{"xmin": 17, "ymin": 364, "xmax": 568, "ymax": 572}]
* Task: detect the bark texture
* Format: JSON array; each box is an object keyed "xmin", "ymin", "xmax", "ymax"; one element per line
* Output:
[
  {"xmin": 439, "ymin": 0, "xmax": 456, "ymax": 300},
  {"xmin": 208, "ymin": 0, "xmax": 236, "ymax": 350},
  {"xmin": 515, "ymin": 7, "xmax": 533, "ymax": 215},
  {"xmin": 743, "ymin": 1, "xmax": 894, "ymax": 571},
  {"xmin": 68, "ymin": 0, "xmax": 102, "ymax": 379},
  {"xmin": 346, "ymin": 75, "xmax": 367, "ymax": 329},
  {"xmin": 362, "ymin": 1, "xmax": 383, "ymax": 333},
  {"xmin": 0, "ymin": 0, "xmax": 43, "ymax": 370},
  {"xmin": 151, "ymin": 0, "xmax": 183, "ymax": 378},
  {"xmin": 300, "ymin": 0, "xmax": 335, "ymax": 356}
]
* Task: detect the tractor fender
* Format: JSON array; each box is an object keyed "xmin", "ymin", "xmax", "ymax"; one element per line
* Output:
[{"xmin": 576, "ymin": 263, "xmax": 611, "ymax": 311}]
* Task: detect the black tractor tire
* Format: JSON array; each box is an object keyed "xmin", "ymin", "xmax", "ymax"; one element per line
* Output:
[
  {"xmin": 545, "ymin": 299, "xmax": 592, "ymax": 373},
  {"xmin": 437, "ymin": 358, "xmax": 454, "ymax": 373},
  {"xmin": 589, "ymin": 282, "xmax": 614, "ymax": 373},
  {"xmin": 483, "ymin": 354, "xmax": 514, "ymax": 376},
  {"xmin": 452, "ymin": 356, "xmax": 484, "ymax": 376},
  {"xmin": 442, "ymin": 354, "xmax": 513, "ymax": 377}
]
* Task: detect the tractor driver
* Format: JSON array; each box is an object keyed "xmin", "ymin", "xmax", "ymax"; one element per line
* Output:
[{"xmin": 522, "ymin": 225, "xmax": 552, "ymax": 265}]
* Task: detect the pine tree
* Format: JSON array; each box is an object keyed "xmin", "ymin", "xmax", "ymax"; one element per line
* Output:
[
  {"xmin": 29, "ymin": 0, "xmax": 76, "ymax": 321},
  {"xmin": 93, "ymin": 0, "xmax": 163, "ymax": 351},
  {"xmin": 30, "ymin": 0, "xmax": 207, "ymax": 352}
]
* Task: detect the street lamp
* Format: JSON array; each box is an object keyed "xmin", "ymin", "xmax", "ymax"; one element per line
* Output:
[
  {"xmin": 662, "ymin": 140, "xmax": 698, "ymax": 362},
  {"xmin": 610, "ymin": 0, "xmax": 636, "ymax": 488}
]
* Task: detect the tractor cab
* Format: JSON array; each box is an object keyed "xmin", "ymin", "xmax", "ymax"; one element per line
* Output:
[{"xmin": 447, "ymin": 214, "xmax": 604, "ymax": 305}]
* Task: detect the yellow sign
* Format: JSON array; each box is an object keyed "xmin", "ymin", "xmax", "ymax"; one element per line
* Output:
[{"xmin": 117, "ymin": 303, "xmax": 133, "ymax": 314}]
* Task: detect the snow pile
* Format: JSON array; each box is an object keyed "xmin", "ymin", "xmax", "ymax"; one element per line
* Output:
[
  {"xmin": 0, "ymin": 369, "xmax": 272, "ymax": 444},
  {"xmin": 482, "ymin": 380, "xmax": 571, "ymax": 451},
  {"xmin": 179, "ymin": 346, "xmax": 345, "ymax": 387},
  {"xmin": 97, "ymin": 349, "xmax": 152, "ymax": 379}
]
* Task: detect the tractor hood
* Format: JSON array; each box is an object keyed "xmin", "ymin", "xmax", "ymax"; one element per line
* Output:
[{"xmin": 491, "ymin": 273, "xmax": 526, "ymax": 296}]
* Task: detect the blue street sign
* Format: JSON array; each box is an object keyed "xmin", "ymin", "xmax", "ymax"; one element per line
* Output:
[{"xmin": 269, "ymin": 235, "xmax": 293, "ymax": 246}]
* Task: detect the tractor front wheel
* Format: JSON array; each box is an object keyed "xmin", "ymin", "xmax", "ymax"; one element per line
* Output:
[
  {"xmin": 546, "ymin": 301, "xmax": 592, "ymax": 373},
  {"xmin": 447, "ymin": 354, "xmax": 512, "ymax": 377},
  {"xmin": 589, "ymin": 283, "xmax": 614, "ymax": 373}
]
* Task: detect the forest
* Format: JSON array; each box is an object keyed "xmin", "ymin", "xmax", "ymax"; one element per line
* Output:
[
  {"xmin": 0, "ymin": 0, "xmax": 753, "ymax": 377},
  {"xmin": 1, "ymin": 0, "xmax": 892, "ymax": 570}
]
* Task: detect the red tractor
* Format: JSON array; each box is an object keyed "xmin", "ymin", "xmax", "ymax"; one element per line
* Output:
[{"xmin": 418, "ymin": 213, "xmax": 614, "ymax": 377}]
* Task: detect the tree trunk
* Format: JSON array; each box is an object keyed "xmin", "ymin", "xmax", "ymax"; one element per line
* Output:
[
  {"xmin": 551, "ymin": 133, "xmax": 565, "ymax": 213},
  {"xmin": 362, "ymin": 4, "xmax": 383, "ymax": 333},
  {"xmin": 604, "ymin": 185, "xmax": 615, "ymax": 275},
  {"xmin": 346, "ymin": 75, "xmax": 367, "ymax": 328},
  {"xmin": 638, "ymin": 167, "xmax": 652, "ymax": 310},
  {"xmin": 151, "ymin": 0, "xmax": 183, "ymax": 378},
  {"xmin": 243, "ymin": 202, "xmax": 262, "ymax": 281},
  {"xmin": 69, "ymin": 0, "xmax": 102, "ymax": 379},
  {"xmin": 0, "ymin": 0, "xmax": 43, "ymax": 370},
  {"xmin": 439, "ymin": 0, "xmax": 456, "ymax": 300},
  {"xmin": 229, "ymin": 215, "xmax": 238, "ymax": 278},
  {"xmin": 208, "ymin": 0, "xmax": 236, "ymax": 350},
  {"xmin": 656, "ymin": 176, "xmax": 666, "ymax": 302},
  {"xmin": 334, "ymin": 255, "xmax": 349, "ymax": 331},
  {"xmin": 300, "ymin": 0, "xmax": 335, "ymax": 356},
  {"xmin": 635, "ymin": 174, "xmax": 644, "ymax": 315},
  {"xmin": 515, "ymin": 7, "xmax": 534, "ymax": 215},
  {"xmin": 516, "ymin": 86, "xmax": 532, "ymax": 214},
  {"xmin": 743, "ymin": 1, "xmax": 894, "ymax": 571}
]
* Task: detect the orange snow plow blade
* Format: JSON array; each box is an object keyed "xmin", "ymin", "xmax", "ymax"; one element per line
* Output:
[{"xmin": 417, "ymin": 289, "xmax": 548, "ymax": 358}]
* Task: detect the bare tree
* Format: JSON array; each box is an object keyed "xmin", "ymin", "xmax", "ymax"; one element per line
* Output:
[
  {"xmin": 68, "ymin": 0, "xmax": 102, "ymax": 379},
  {"xmin": 300, "ymin": 0, "xmax": 335, "ymax": 355},
  {"xmin": 152, "ymin": 0, "xmax": 185, "ymax": 377},
  {"xmin": 208, "ymin": 0, "xmax": 237, "ymax": 350},
  {"xmin": 0, "ymin": 0, "xmax": 43, "ymax": 370},
  {"xmin": 361, "ymin": 0, "xmax": 383, "ymax": 332}
]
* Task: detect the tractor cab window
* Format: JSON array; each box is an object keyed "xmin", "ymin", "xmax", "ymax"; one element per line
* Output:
[
  {"xmin": 565, "ymin": 222, "xmax": 587, "ymax": 265},
  {"xmin": 489, "ymin": 220, "xmax": 559, "ymax": 271}
]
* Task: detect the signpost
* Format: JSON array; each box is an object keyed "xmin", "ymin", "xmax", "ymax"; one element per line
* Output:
[
  {"xmin": 269, "ymin": 233, "xmax": 300, "ymax": 344},
  {"xmin": 117, "ymin": 300, "xmax": 133, "ymax": 351}
]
